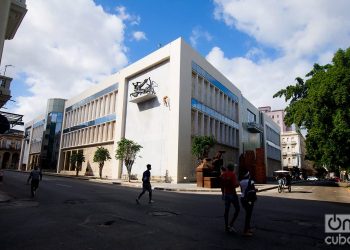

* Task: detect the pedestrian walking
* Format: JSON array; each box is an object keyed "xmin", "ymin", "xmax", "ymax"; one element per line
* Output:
[
  {"xmin": 240, "ymin": 171, "xmax": 258, "ymax": 236},
  {"xmin": 220, "ymin": 163, "xmax": 240, "ymax": 233},
  {"xmin": 136, "ymin": 164, "xmax": 154, "ymax": 204},
  {"xmin": 27, "ymin": 165, "xmax": 42, "ymax": 197}
]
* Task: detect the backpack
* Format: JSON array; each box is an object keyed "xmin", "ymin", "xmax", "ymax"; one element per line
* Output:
[{"xmin": 244, "ymin": 179, "xmax": 257, "ymax": 202}]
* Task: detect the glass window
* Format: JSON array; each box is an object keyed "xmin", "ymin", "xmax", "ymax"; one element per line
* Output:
[{"xmin": 247, "ymin": 109, "xmax": 256, "ymax": 123}]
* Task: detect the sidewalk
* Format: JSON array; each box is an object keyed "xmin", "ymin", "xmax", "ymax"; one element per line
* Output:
[
  {"xmin": 0, "ymin": 170, "xmax": 278, "ymax": 202},
  {"xmin": 43, "ymin": 171, "xmax": 278, "ymax": 193}
]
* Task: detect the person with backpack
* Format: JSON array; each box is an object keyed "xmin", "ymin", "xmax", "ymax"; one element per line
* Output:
[
  {"xmin": 27, "ymin": 165, "xmax": 42, "ymax": 197},
  {"xmin": 240, "ymin": 171, "xmax": 258, "ymax": 236},
  {"xmin": 220, "ymin": 163, "xmax": 240, "ymax": 233},
  {"xmin": 136, "ymin": 164, "xmax": 154, "ymax": 204}
]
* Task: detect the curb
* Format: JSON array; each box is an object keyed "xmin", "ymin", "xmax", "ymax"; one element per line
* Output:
[
  {"xmin": 3, "ymin": 169, "xmax": 278, "ymax": 193},
  {"xmin": 153, "ymin": 187, "xmax": 221, "ymax": 192}
]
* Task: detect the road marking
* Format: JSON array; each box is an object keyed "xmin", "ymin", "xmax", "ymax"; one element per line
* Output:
[{"xmin": 56, "ymin": 184, "xmax": 72, "ymax": 188}]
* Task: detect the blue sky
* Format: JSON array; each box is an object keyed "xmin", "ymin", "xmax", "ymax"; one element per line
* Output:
[
  {"xmin": 95, "ymin": 0, "xmax": 254, "ymax": 62},
  {"xmin": 2, "ymin": 0, "xmax": 350, "ymax": 123}
]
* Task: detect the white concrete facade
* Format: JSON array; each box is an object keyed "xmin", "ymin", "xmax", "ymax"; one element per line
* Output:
[
  {"xmin": 281, "ymin": 131, "xmax": 305, "ymax": 169},
  {"xmin": 19, "ymin": 98, "xmax": 65, "ymax": 170},
  {"xmin": 55, "ymin": 37, "xmax": 280, "ymax": 183},
  {"xmin": 20, "ymin": 115, "xmax": 45, "ymax": 170}
]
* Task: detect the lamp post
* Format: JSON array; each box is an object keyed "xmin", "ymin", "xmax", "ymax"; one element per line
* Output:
[{"xmin": 3, "ymin": 64, "xmax": 13, "ymax": 76}]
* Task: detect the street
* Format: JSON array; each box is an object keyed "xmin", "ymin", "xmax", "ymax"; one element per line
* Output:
[{"xmin": 0, "ymin": 171, "xmax": 349, "ymax": 250}]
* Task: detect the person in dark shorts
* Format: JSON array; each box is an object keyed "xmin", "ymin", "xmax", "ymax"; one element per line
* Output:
[
  {"xmin": 27, "ymin": 165, "xmax": 42, "ymax": 197},
  {"xmin": 136, "ymin": 164, "xmax": 154, "ymax": 204},
  {"xmin": 220, "ymin": 163, "xmax": 240, "ymax": 233},
  {"xmin": 240, "ymin": 171, "xmax": 258, "ymax": 236}
]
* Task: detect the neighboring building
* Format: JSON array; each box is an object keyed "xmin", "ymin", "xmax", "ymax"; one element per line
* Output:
[
  {"xmin": 0, "ymin": 0, "xmax": 26, "ymax": 132},
  {"xmin": 281, "ymin": 131, "xmax": 306, "ymax": 171},
  {"xmin": 0, "ymin": 129, "xmax": 23, "ymax": 169},
  {"xmin": 259, "ymin": 106, "xmax": 306, "ymax": 174},
  {"xmin": 241, "ymin": 100, "xmax": 281, "ymax": 181},
  {"xmin": 19, "ymin": 98, "xmax": 65, "ymax": 170},
  {"xmin": 263, "ymin": 117, "xmax": 282, "ymax": 176},
  {"xmin": 0, "ymin": 0, "xmax": 27, "ymax": 65},
  {"xmin": 259, "ymin": 106, "xmax": 293, "ymax": 132},
  {"xmin": 54, "ymin": 37, "xmax": 280, "ymax": 183}
]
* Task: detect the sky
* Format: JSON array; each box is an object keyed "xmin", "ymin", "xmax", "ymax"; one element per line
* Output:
[{"xmin": 2, "ymin": 0, "xmax": 350, "ymax": 124}]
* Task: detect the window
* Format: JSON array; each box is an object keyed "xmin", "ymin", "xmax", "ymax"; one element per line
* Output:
[{"xmin": 247, "ymin": 109, "xmax": 256, "ymax": 122}]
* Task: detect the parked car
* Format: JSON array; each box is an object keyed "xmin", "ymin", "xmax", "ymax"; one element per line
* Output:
[
  {"xmin": 307, "ymin": 176, "xmax": 318, "ymax": 181},
  {"xmin": 330, "ymin": 177, "xmax": 340, "ymax": 182}
]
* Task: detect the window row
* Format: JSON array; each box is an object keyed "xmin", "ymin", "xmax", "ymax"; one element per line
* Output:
[
  {"xmin": 265, "ymin": 125, "xmax": 280, "ymax": 146},
  {"xmin": 266, "ymin": 144, "xmax": 281, "ymax": 161},
  {"xmin": 64, "ymin": 91, "xmax": 117, "ymax": 129},
  {"xmin": 282, "ymin": 157, "xmax": 297, "ymax": 166},
  {"xmin": 191, "ymin": 110, "xmax": 239, "ymax": 147},
  {"xmin": 29, "ymin": 141, "xmax": 42, "ymax": 154},
  {"xmin": 31, "ymin": 125, "xmax": 45, "ymax": 141},
  {"xmin": 0, "ymin": 140, "xmax": 22, "ymax": 150},
  {"xmin": 192, "ymin": 72, "xmax": 238, "ymax": 121},
  {"xmin": 62, "ymin": 121, "xmax": 115, "ymax": 148}
]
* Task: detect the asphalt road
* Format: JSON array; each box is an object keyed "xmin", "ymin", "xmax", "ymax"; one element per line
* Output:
[{"xmin": 0, "ymin": 171, "xmax": 349, "ymax": 250}]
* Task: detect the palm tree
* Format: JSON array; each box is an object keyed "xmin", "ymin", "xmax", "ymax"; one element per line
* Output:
[
  {"xmin": 115, "ymin": 138, "xmax": 142, "ymax": 182},
  {"xmin": 70, "ymin": 151, "xmax": 85, "ymax": 176},
  {"xmin": 93, "ymin": 147, "xmax": 111, "ymax": 179}
]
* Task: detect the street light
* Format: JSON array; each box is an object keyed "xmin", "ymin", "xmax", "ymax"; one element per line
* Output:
[{"xmin": 3, "ymin": 64, "xmax": 14, "ymax": 76}]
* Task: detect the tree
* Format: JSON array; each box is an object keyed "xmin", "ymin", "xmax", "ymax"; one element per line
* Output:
[
  {"xmin": 273, "ymin": 48, "xmax": 350, "ymax": 172},
  {"xmin": 191, "ymin": 135, "xmax": 216, "ymax": 163},
  {"xmin": 93, "ymin": 147, "xmax": 111, "ymax": 179},
  {"xmin": 115, "ymin": 138, "xmax": 142, "ymax": 182},
  {"xmin": 70, "ymin": 151, "xmax": 85, "ymax": 176}
]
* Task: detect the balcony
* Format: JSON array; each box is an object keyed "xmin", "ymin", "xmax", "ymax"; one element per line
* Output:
[
  {"xmin": 245, "ymin": 122, "xmax": 263, "ymax": 133},
  {"xmin": 0, "ymin": 75, "xmax": 12, "ymax": 108},
  {"xmin": 129, "ymin": 92, "xmax": 157, "ymax": 103},
  {"xmin": 5, "ymin": 0, "xmax": 27, "ymax": 40}
]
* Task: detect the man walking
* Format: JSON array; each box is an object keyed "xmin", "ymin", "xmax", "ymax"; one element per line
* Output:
[
  {"xmin": 220, "ymin": 163, "xmax": 240, "ymax": 233},
  {"xmin": 136, "ymin": 164, "xmax": 154, "ymax": 204},
  {"xmin": 27, "ymin": 165, "xmax": 42, "ymax": 197},
  {"xmin": 240, "ymin": 171, "xmax": 258, "ymax": 236}
]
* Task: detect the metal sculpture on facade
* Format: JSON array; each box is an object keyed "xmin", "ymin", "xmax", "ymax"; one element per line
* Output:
[{"xmin": 130, "ymin": 77, "xmax": 157, "ymax": 97}]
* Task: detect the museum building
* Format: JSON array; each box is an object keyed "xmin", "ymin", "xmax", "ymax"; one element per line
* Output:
[{"xmin": 20, "ymin": 38, "xmax": 281, "ymax": 183}]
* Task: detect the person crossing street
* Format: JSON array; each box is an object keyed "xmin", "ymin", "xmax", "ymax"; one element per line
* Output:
[
  {"xmin": 136, "ymin": 164, "xmax": 154, "ymax": 204},
  {"xmin": 27, "ymin": 165, "xmax": 42, "ymax": 197}
]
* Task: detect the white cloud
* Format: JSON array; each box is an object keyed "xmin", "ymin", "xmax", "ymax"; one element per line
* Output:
[
  {"xmin": 206, "ymin": 47, "xmax": 311, "ymax": 109},
  {"xmin": 190, "ymin": 27, "xmax": 213, "ymax": 47},
  {"xmin": 132, "ymin": 31, "xmax": 147, "ymax": 41},
  {"xmin": 115, "ymin": 6, "xmax": 141, "ymax": 25},
  {"xmin": 210, "ymin": 0, "xmax": 350, "ymax": 109},
  {"xmin": 2, "ymin": 0, "xmax": 131, "ymax": 122}
]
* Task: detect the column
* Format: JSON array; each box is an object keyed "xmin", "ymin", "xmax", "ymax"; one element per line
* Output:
[
  {"xmin": 194, "ymin": 110, "xmax": 198, "ymax": 135},
  {"xmin": 111, "ymin": 92, "xmax": 116, "ymax": 113},
  {"xmin": 91, "ymin": 101, "xmax": 95, "ymax": 120},
  {"xmin": 105, "ymin": 94, "xmax": 110, "ymax": 115}
]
